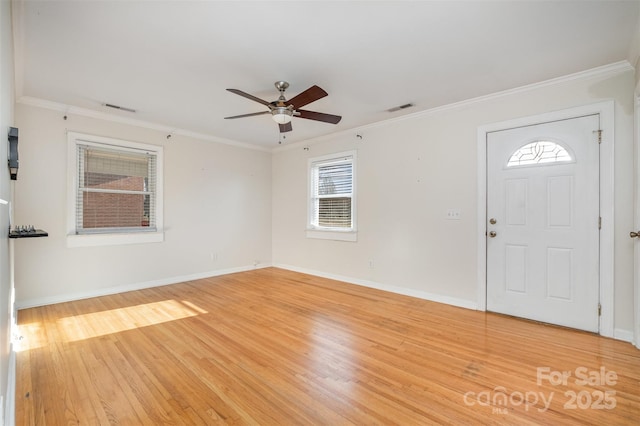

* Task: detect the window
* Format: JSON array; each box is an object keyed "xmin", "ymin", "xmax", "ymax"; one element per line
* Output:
[
  {"xmin": 307, "ymin": 151, "xmax": 356, "ymax": 241},
  {"xmin": 67, "ymin": 132, "xmax": 163, "ymax": 247},
  {"xmin": 507, "ymin": 140, "xmax": 572, "ymax": 167}
]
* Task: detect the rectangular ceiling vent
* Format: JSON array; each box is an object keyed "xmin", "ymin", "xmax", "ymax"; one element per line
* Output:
[
  {"xmin": 387, "ymin": 103, "xmax": 414, "ymax": 113},
  {"xmin": 103, "ymin": 103, "xmax": 136, "ymax": 113}
]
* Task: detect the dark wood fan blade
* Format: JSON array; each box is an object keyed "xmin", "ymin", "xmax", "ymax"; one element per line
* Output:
[
  {"xmin": 279, "ymin": 122, "xmax": 292, "ymax": 133},
  {"xmin": 297, "ymin": 109, "xmax": 342, "ymax": 124},
  {"xmin": 226, "ymin": 89, "xmax": 271, "ymax": 107},
  {"xmin": 286, "ymin": 85, "xmax": 328, "ymax": 109},
  {"xmin": 224, "ymin": 111, "xmax": 270, "ymax": 119}
]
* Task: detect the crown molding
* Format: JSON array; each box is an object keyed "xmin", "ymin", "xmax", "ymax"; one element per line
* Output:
[
  {"xmin": 16, "ymin": 96, "xmax": 271, "ymax": 152},
  {"xmin": 273, "ymin": 60, "xmax": 634, "ymax": 153},
  {"xmin": 17, "ymin": 60, "xmax": 633, "ymax": 155}
]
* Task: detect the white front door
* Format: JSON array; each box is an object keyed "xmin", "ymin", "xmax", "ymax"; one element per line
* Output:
[{"xmin": 486, "ymin": 115, "xmax": 600, "ymax": 332}]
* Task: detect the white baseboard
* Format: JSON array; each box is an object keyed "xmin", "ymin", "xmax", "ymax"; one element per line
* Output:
[
  {"xmin": 273, "ymin": 263, "xmax": 478, "ymax": 311},
  {"xmin": 15, "ymin": 263, "xmax": 271, "ymax": 310},
  {"xmin": 273, "ymin": 265, "xmax": 640, "ymax": 345},
  {"xmin": 15, "ymin": 263, "xmax": 633, "ymax": 346},
  {"xmin": 613, "ymin": 328, "xmax": 634, "ymax": 343}
]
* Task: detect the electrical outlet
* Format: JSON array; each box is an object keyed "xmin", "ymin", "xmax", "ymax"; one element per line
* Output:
[
  {"xmin": 368, "ymin": 259, "xmax": 374, "ymax": 269},
  {"xmin": 446, "ymin": 209, "xmax": 461, "ymax": 220},
  {"xmin": 210, "ymin": 252, "xmax": 218, "ymax": 262}
]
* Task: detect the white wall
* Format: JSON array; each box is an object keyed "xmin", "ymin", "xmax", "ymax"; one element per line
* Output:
[
  {"xmin": 9, "ymin": 63, "xmax": 637, "ymax": 339},
  {"xmin": 273, "ymin": 65, "xmax": 637, "ymax": 335},
  {"xmin": 0, "ymin": 0, "xmax": 14, "ymax": 420},
  {"xmin": 13, "ymin": 104, "xmax": 272, "ymax": 307}
]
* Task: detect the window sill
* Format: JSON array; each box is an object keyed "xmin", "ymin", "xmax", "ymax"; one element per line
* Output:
[
  {"xmin": 67, "ymin": 231, "xmax": 164, "ymax": 248},
  {"xmin": 306, "ymin": 229, "xmax": 357, "ymax": 242}
]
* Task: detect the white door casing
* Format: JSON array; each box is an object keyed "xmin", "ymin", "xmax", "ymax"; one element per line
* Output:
[
  {"xmin": 477, "ymin": 101, "xmax": 614, "ymax": 338},
  {"xmin": 634, "ymin": 93, "xmax": 640, "ymax": 349},
  {"xmin": 486, "ymin": 115, "xmax": 600, "ymax": 332}
]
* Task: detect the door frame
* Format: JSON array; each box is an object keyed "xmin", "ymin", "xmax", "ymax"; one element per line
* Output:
[
  {"xmin": 634, "ymin": 93, "xmax": 640, "ymax": 349},
  {"xmin": 476, "ymin": 101, "xmax": 615, "ymax": 338}
]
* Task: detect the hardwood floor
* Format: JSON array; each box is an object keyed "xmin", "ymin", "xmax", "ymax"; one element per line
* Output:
[{"xmin": 15, "ymin": 267, "xmax": 640, "ymax": 425}]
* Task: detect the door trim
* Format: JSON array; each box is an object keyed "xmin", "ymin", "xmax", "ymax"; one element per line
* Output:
[
  {"xmin": 634, "ymin": 93, "xmax": 640, "ymax": 349},
  {"xmin": 476, "ymin": 101, "xmax": 614, "ymax": 338}
]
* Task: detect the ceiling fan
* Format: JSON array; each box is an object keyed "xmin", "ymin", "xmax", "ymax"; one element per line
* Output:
[{"xmin": 224, "ymin": 81, "xmax": 342, "ymax": 133}]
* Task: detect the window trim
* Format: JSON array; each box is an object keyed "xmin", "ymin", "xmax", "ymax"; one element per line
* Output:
[
  {"xmin": 306, "ymin": 150, "xmax": 357, "ymax": 242},
  {"xmin": 66, "ymin": 132, "xmax": 164, "ymax": 247}
]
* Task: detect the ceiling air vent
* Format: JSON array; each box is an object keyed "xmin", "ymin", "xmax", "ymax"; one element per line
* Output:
[
  {"xmin": 387, "ymin": 103, "xmax": 414, "ymax": 113},
  {"xmin": 103, "ymin": 103, "xmax": 136, "ymax": 113},
  {"xmin": 387, "ymin": 103, "xmax": 413, "ymax": 112}
]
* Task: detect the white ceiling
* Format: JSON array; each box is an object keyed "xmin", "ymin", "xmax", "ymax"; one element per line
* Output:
[{"xmin": 13, "ymin": 1, "xmax": 640, "ymax": 149}]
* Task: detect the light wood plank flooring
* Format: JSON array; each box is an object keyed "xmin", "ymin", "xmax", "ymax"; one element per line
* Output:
[{"xmin": 15, "ymin": 267, "xmax": 640, "ymax": 425}]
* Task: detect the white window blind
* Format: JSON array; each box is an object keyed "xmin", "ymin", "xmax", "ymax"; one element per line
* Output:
[
  {"xmin": 310, "ymin": 154, "xmax": 354, "ymax": 230},
  {"xmin": 76, "ymin": 144, "xmax": 157, "ymax": 234}
]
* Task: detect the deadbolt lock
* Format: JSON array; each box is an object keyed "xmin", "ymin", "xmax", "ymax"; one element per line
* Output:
[{"xmin": 489, "ymin": 218, "xmax": 497, "ymax": 225}]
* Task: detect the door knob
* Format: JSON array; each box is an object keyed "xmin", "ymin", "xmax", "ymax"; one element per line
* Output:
[
  {"xmin": 489, "ymin": 231, "xmax": 497, "ymax": 238},
  {"xmin": 630, "ymin": 231, "xmax": 640, "ymax": 238}
]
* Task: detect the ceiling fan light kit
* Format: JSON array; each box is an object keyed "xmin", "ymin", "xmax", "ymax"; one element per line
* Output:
[
  {"xmin": 225, "ymin": 81, "xmax": 341, "ymax": 135},
  {"xmin": 271, "ymin": 106, "xmax": 293, "ymax": 124}
]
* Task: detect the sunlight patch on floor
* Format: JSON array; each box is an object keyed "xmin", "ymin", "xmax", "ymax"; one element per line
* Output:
[
  {"xmin": 60, "ymin": 299, "xmax": 207, "ymax": 342},
  {"xmin": 17, "ymin": 299, "xmax": 207, "ymax": 350},
  {"xmin": 14, "ymin": 322, "xmax": 44, "ymax": 352}
]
